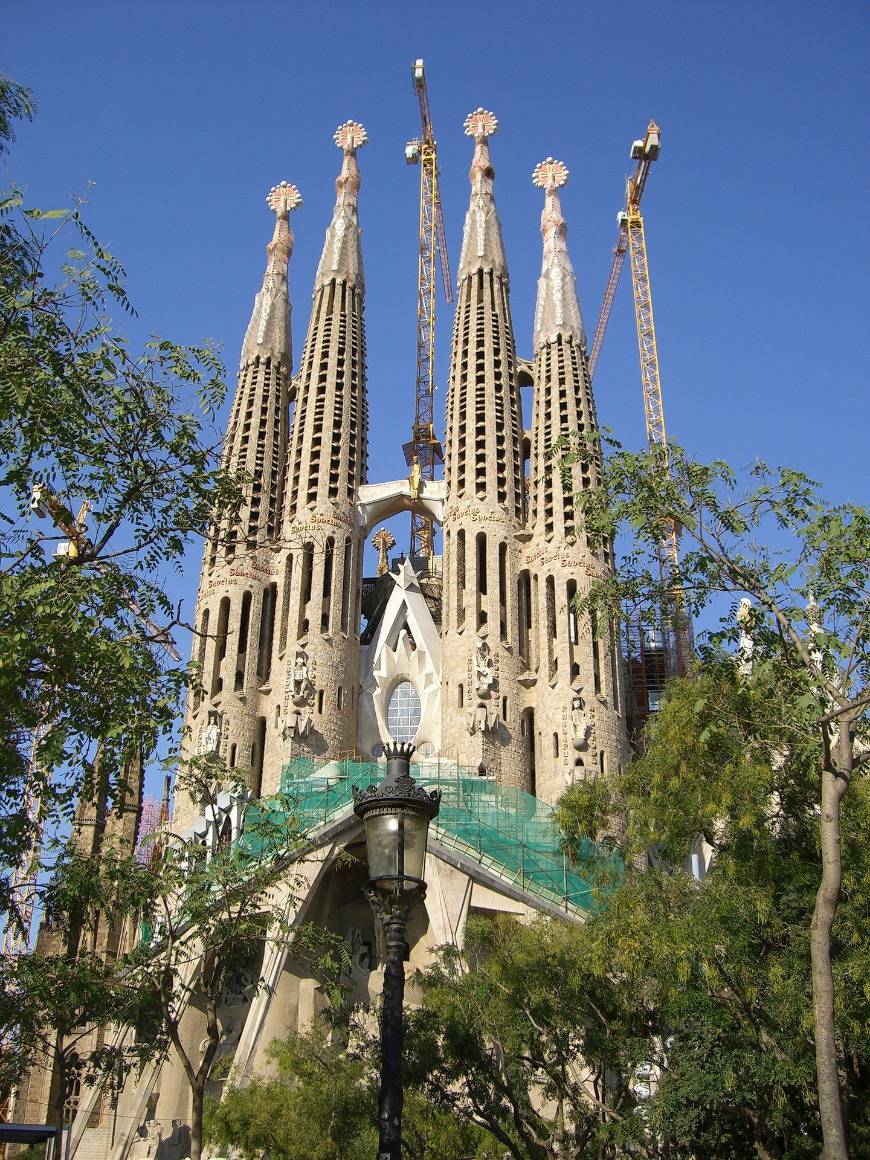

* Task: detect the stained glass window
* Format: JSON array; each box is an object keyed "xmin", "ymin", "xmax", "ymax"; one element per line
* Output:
[{"xmin": 386, "ymin": 680, "xmax": 421, "ymax": 743}]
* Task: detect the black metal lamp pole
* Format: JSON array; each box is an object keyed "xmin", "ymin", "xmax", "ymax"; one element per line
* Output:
[{"xmin": 353, "ymin": 742, "xmax": 441, "ymax": 1160}]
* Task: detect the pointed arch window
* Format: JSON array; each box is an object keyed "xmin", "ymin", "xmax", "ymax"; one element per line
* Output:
[{"xmin": 386, "ymin": 680, "xmax": 421, "ymax": 743}]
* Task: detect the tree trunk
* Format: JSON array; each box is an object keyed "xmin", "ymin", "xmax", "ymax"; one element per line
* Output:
[
  {"xmin": 809, "ymin": 726, "xmax": 851, "ymax": 1159},
  {"xmin": 189, "ymin": 1082, "xmax": 205, "ymax": 1160}
]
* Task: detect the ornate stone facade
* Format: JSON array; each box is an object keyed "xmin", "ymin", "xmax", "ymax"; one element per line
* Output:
[{"xmin": 20, "ymin": 109, "xmax": 632, "ymax": 1160}]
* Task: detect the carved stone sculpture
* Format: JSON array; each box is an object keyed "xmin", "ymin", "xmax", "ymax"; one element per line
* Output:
[
  {"xmin": 571, "ymin": 693, "xmax": 591, "ymax": 752},
  {"xmin": 198, "ymin": 709, "xmax": 222, "ymax": 756},
  {"xmin": 474, "ymin": 636, "xmax": 495, "ymax": 697},
  {"xmin": 130, "ymin": 1120, "xmax": 162, "ymax": 1160},
  {"xmin": 283, "ymin": 650, "xmax": 315, "ymax": 740},
  {"xmin": 467, "ymin": 699, "xmax": 500, "ymax": 736}
]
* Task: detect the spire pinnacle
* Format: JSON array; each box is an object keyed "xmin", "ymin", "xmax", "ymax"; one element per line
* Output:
[
  {"xmin": 458, "ymin": 108, "xmax": 507, "ymax": 281},
  {"xmin": 241, "ymin": 181, "xmax": 301, "ymax": 367},
  {"xmin": 314, "ymin": 120, "xmax": 367, "ymax": 291},
  {"xmin": 532, "ymin": 158, "xmax": 585, "ymax": 351}
]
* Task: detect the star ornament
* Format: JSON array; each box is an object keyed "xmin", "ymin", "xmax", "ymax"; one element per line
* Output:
[
  {"xmin": 532, "ymin": 158, "xmax": 569, "ymax": 191},
  {"xmin": 334, "ymin": 120, "xmax": 368, "ymax": 152},
  {"xmin": 464, "ymin": 108, "xmax": 498, "ymax": 140},
  {"xmin": 266, "ymin": 182, "xmax": 302, "ymax": 214}
]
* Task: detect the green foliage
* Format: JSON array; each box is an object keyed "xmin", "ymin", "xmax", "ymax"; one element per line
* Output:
[
  {"xmin": 0, "ymin": 85, "xmax": 239, "ymax": 930},
  {"xmin": 0, "ymin": 74, "xmax": 35, "ymax": 155},
  {"xmin": 406, "ymin": 913, "xmax": 659, "ymax": 1159},
  {"xmin": 555, "ymin": 662, "xmax": 870, "ymax": 1156},
  {"xmin": 206, "ymin": 1023, "xmax": 491, "ymax": 1160},
  {"xmin": 0, "ymin": 80, "xmax": 244, "ymax": 1129},
  {"xmin": 563, "ymin": 435, "xmax": 869, "ymax": 715},
  {"xmin": 557, "ymin": 434, "xmax": 868, "ymax": 1155}
]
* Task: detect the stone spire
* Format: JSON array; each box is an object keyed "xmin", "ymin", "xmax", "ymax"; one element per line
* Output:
[
  {"xmin": 178, "ymin": 181, "xmax": 301, "ymax": 823},
  {"xmin": 457, "ymin": 109, "xmax": 507, "ymax": 281},
  {"xmin": 241, "ymin": 181, "xmax": 302, "ymax": 369},
  {"xmin": 441, "ymin": 108, "xmax": 526, "ymax": 790},
  {"xmin": 284, "ymin": 121, "xmax": 369, "ymax": 523},
  {"xmin": 314, "ymin": 120, "xmax": 366, "ymax": 291},
  {"xmin": 532, "ymin": 158, "xmax": 586, "ymax": 351},
  {"xmin": 277, "ymin": 121, "xmax": 370, "ymax": 770},
  {"xmin": 524, "ymin": 158, "xmax": 628, "ymax": 803}
]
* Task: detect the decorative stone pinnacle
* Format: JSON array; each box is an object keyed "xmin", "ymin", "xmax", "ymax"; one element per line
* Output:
[
  {"xmin": 334, "ymin": 120, "xmax": 368, "ymax": 152},
  {"xmin": 266, "ymin": 181, "xmax": 302, "ymax": 215},
  {"xmin": 532, "ymin": 158, "xmax": 569, "ymax": 191},
  {"xmin": 464, "ymin": 108, "xmax": 498, "ymax": 140}
]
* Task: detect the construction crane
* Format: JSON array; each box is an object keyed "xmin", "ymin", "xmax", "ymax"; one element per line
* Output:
[
  {"xmin": 588, "ymin": 122, "xmax": 692, "ymax": 710},
  {"xmin": 403, "ymin": 58, "xmax": 452, "ymax": 564}
]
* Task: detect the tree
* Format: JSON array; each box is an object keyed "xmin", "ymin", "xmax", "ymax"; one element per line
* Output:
[
  {"xmin": 563, "ymin": 436, "xmax": 869, "ymax": 1158},
  {"xmin": 557, "ymin": 660, "xmax": 870, "ymax": 1157},
  {"xmin": 0, "ymin": 76, "xmax": 241, "ymax": 1133},
  {"xmin": 404, "ymin": 912, "xmax": 664, "ymax": 1160},
  {"xmin": 122, "ymin": 764, "xmax": 321, "ymax": 1160},
  {"xmin": 0, "ymin": 73, "xmax": 35, "ymax": 156},
  {"xmin": 0, "ymin": 65, "xmax": 240, "ymax": 927},
  {"xmin": 206, "ymin": 1019, "xmax": 494, "ymax": 1160}
]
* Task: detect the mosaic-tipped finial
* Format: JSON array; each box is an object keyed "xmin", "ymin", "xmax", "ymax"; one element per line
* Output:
[
  {"xmin": 532, "ymin": 158, "xmax": 585, "ymax": 350},
  {"xmin": 532, "ymin": 157, "xmax": 569, "ymax": 192},
  {"xmin": 334, "ymin": 119, "xmax": 368, "ymax": 152},
  {"xmin": 464, "ymin": 108, "xmax": 498, "ymax": 141},
  {"xmin": 266, "ymin": 181, "xmax": 302, "ymax": 216}
]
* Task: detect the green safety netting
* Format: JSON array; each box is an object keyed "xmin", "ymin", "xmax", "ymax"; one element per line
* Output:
[{"xmin": 243, "ymin": 755, "xmax": 612, "ymax": 916}]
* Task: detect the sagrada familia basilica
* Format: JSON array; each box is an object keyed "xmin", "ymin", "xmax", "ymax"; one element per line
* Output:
[{"xmin": 15, "ymin": 106, "xmax": 634, "ymax": 1158}]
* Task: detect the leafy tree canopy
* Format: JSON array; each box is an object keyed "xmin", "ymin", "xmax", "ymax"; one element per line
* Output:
[{"xmin": 206, "ymin": 1022, "xmax": 493, "ymax": 1160}]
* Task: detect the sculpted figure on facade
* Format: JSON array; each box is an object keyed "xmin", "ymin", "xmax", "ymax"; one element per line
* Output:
[
  {"xmin": 467, "ymin": 699, "xmax": 500, "ymax": 736},
  {"xmin": 737, "ymin": 597, "xmax": 755, "ymax": 676},
  {"xmin": 130, "ymin": 1121, "xmax": 162, "ymax": 1160},
  {"xmin": 198, "ymin": 709, "xmax": 222, "ymax": 757},
  {"xmin": 283, "ymin": 650, "xmax": 315, "ymax": 740},
  {"xmin": 473, "ymin": 636, "xmax": 495, "ymax": 698},
  {"xmin": 408, "ymin": 455, "xmax": 422, "ymax": 501},
  {"xmin": 571, "ymin": 691, "xmax": 591, "ymax": 753}
]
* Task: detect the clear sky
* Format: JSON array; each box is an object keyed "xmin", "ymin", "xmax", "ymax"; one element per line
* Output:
[{"xmin": 5, "ymin": 0, "xmax": 869, "ymax": 774}]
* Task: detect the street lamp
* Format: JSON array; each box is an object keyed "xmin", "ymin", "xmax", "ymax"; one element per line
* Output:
[{"xmin": 353, "ymin": 741, "xmax": 441, "ymax": 1160}]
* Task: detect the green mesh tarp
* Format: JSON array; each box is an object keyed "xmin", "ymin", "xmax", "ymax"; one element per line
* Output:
[{"xmin": 242, "ymin": 756, "xmax": 607, "ymax": 915}]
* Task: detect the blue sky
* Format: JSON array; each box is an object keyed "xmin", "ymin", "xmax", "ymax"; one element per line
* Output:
[{"xmin": 5, "ymin": 0, "xmax": 868, "ymax": 782}]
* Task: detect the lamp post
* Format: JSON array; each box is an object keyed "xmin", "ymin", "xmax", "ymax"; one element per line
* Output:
[{"xmin": 353, "ymin": 741, "xmax": 440, "ymax": 1160}]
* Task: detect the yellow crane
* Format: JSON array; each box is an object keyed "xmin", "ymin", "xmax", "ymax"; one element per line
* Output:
[
  {"xmin": 589, "ymin": 122, "xmax": 692, "ymax": 683},
  {"xmin": 403, "ymin": 58, "xmax": 452, "ymax": 563},
  {"xmin": 589, "ymin": 121, "xmax": 666, "ymax": 453}
]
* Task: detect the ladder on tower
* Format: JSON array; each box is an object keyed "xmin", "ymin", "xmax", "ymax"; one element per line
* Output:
[{"xmin": 403, "ymin": 58, "xmax": 452, "ymax": 564}]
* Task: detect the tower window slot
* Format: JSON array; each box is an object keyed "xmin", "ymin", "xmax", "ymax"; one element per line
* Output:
[
  {"xmin": 257, "ymin": 582, "xmax": 277, "ymax": 683},
  {"xmin": 211, "ymin": 596, "xmax": 230, "ymax": 695},
  {"xmin": 321, "ymin": 536, "xmax": 335, "ymax": 633}
]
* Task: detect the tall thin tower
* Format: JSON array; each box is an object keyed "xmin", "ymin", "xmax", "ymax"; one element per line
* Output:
[
  {"xmin": 441, "ymin": 110, "xmax": 527, "ymax": 784},
  {"xmin": 278, "ymin": 122, "xmax": 369, "ymax": 764},
  {"xmin": 179, "ymin": 179, "xmax": 301, "ymax": 826},
  {"xmin": 525, "ymin": 159, "xmax": 627, "ymax": 798}
]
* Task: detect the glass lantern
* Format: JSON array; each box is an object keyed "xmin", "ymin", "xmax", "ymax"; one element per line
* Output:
[{"xmin": 353, "ymin": 741, "xmax": 440, "ymax": 896}]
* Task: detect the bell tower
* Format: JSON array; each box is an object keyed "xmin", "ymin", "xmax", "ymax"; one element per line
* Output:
[
  {"xmin": 524, "ymin": 158, "xmax": 628, "ymax": 799},
  {"xmin": 440, "ymin": 110, "xmax": 527, "ymax": 785}
]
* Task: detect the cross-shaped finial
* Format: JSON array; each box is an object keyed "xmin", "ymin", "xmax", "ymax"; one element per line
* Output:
[
  {"xmin": 266, "ymin": 181, "xmax": 302, "ymax": 215},
  {"xmin": 532, "ymin": 158, "xmax": 569, "ymax": 191},
  {"xmin": 372, "ymin": 527, "xmax": 396, "ymax": 577},
  {"xmin": 334, "ymin": 120, "xmax": 368, "ymax": 152},
  {"xmin": 464, "ymin": 108, "xmax": 498, "ymax": 140}
]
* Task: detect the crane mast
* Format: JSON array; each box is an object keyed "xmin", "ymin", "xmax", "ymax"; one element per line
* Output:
[
  {"xmin": 404, "ymin": 58, "xmax": 452, "ymax": 563},
  {"xmin": 589, "ymin": 122, "xmax": 692, "ymax": 717}
]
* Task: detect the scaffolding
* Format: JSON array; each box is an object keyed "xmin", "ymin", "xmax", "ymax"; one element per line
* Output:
[
  {"xmin": 623, "ymin": 612, "xmax": 678, "ymax": 747},
  {"xmin": 243, "ymin": 756, "xmax": 613, "ymax": 917}
]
